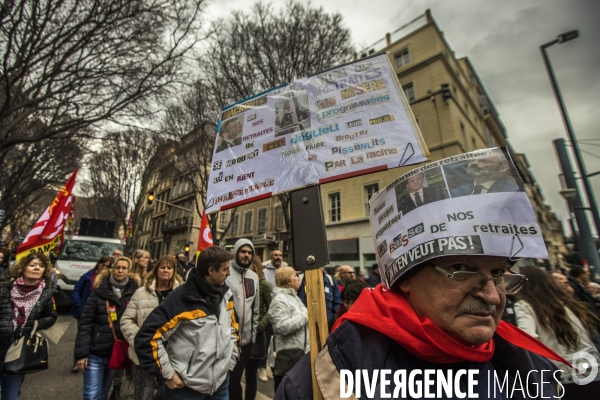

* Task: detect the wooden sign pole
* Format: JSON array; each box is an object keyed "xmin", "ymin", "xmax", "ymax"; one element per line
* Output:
[{"xmin": 290, "ymin": 186, "xmax": 329, "ymax": 400}]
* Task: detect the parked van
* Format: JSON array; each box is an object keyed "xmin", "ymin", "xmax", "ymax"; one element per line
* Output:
[{"xmin": 54, "ymin": 236, "xmax": 124, "ymax": 306}]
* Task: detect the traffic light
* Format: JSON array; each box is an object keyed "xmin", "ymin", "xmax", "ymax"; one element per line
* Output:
[
  {"xmin": 441, "ymin": 83, "xmax": 452, "ymax": 101},
  {"xmin": 147, "ymin": 191, "xmax": 155, "ymax": 205},
  {"xmin": 184, "ymin": 243, "xmax": 191, "ymax": 253}
]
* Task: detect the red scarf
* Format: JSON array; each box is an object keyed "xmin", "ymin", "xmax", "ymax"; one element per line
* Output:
[{"xmin": 333, "ymin": 285, "xmax": 571, "ymax": 367}]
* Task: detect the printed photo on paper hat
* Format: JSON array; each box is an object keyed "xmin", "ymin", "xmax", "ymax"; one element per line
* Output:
[{"xmin": 369, "ymin": 147, "xmax": 547, "ymax": 289}]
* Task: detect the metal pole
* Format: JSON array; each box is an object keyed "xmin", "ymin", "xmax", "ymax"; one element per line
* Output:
[
  {"xmin": 554, "ymin": 139, "xmax": 600, "ymax": 282},
  {"xmin": 541, "ymin": 43, "xmax": 600, "ymax": 237}
]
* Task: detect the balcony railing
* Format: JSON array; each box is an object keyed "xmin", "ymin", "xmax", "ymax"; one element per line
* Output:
[
  {"xmin": 358, "ymin": 14, "xmax": 428, "ymax": 58},
  {"xmin": 162, "ymin": 216, "xmax": 192, "ymax": 232}
]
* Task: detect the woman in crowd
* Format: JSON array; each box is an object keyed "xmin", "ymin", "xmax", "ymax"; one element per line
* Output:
[
  {"xmin": 515, "ymin": 265, "xmax": 600, "ymax": 385},
  {"xmin": 121, "ymin": 255, "xmax": 182, "ymax": 400},
  {"xmin": 75, "ymin": 256, "xmax": 140, "ymax": 400},
  {"xmin": 132, "ymin": 250, "xmax": 151, "ymax": 280},
  {"xmin": 70, "ymin": 256, "xmax": 112, "ymax": 373},
  {"xmin": 334, "ymin": 279, "xmax": 370, "ymax": 324},
  {"xmin": 0, "ymin": 252, "xmax": 58, "ymax": 400},
  {"xmin": 268, "ymin": 266, "xmax": 308, "ymax": 392},
  {"xmin": 245, "ymin": 256, "xmax": 272, "ymax": 399}
]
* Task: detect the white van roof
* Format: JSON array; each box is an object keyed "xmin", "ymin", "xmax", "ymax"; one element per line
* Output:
[{"xmin": 68, "ymin": 236, "xmax": 122, "ymax": 243}]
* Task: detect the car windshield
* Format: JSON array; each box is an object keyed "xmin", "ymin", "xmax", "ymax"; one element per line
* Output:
[{"xmin": 59, "ymin": 240, "xmax": 123, "ymax": 262}]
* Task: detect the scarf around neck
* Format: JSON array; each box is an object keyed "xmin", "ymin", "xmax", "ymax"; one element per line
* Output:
[
  {"xmin": 11, "ymin": 277, "xmax": 45, "ymax": 331},
  {"xmin": 109, "ymin": 275, "xmax": 129, "ymax": 299},
  {"xmin": 333, "ymin": 285, "xmax": 570, "ymax": 366}
]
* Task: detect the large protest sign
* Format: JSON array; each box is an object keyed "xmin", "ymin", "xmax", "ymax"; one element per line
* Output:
[
  {"xmin": 205, "ymin": 54, "xmax": 429, "ymax": 213},
  {"xmin": 368, "ymin": 148, "xmax": 549, "ymax": 288}
]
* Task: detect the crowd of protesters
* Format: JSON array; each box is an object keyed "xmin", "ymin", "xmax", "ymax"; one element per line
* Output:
[{"xmin": 0, "ymin": 241, "xmax": 599, "ymax": 399}]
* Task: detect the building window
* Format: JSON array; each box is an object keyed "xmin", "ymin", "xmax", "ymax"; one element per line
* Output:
[
  {"xmin": 329, "ymin": 192, "xmax": 341, "ymax": 222},
  {"xmin": 230, "ymin": 214, "xmax": 239, "ymax": 236},
  {"xmin": 243, "ymin": 211, "xmax": 253, "ymax": 235},
  {"xmin": 395, "ymin": 48, "xmax": 410, "ymax": 68},
  {"xmin": 219, "ymin": 210, "xmax": 229, "ymax": 229},
  {"xmin": 274, "ymin": 205, "xmax": 284, "ymax": 230},
  {"xmin": 364, "ymin": 183, "xmax": 379, "ymax": 215},
  {"xmin": 472, "ymin": 137, "xmax": 477, "ymax": 151},
  {"xmin": 257, "ymin": 208, "xmax": 268, "ymax": 233},
  {"xmin": 464, "ymin": 102, "xmax": 469, "ymax": 119},
  {"xmin": 403, "ymin": 82, "xmax": 415, "ymax": 102}
]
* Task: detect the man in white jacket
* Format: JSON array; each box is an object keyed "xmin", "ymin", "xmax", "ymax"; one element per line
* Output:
[{"xmin": 226, "ymin": 239, "xmax": 260, "ymax": 400}]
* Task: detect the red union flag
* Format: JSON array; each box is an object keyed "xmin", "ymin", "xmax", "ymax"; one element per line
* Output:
[
  {"xmin": 16, "ymin": 169, "xmax": 79, "ymax": 261},
  {"xmin": 196, "ymin": 210, "xmax": 213, "ymax": 258}
]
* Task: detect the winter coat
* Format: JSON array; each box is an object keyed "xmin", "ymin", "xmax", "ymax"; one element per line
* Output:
[
  {"xmin": 226, "ymin": 239, "xmax": 259, "ymax": 347},
  {"xmin": 515, "ymin": 300, "xmax": 600, "ymax": 383},
  {"xmin": 257, "ymin": 278, "xmax": 272, "ymax": 334},
  {"xmin": 74, "ymin": 272, "xmax": 139, "ymax": 360},
  {"xmin": 268, "ymin": 287, "xmax": 309, "ymax": 355},
  {"xmin": 263, "ymin": 262, "xmax": 278, "ymax": 289},
  {"xmin": 251, "ymin": 277, "xmax": 273, "ymax": 359},
  {"xmin": 0, "ymin": 276, "xmax": 57, "ymax": 366},
  {"xmin": 121, "ymin": 277, "xmax": 182, "ymax": 365},
  {"xmin": 135, "ymin": 269, "xmax": 239, "ymax": 395},
  {"xmin": 70, "ymin": 268, "xmax": 97, "ymax": 319},
  {"xmin": 297, "ymin": 271, "xmax": 340, "ymax": 321},
  {"xmin": 275, "ymin": 320, "xmax": 561, "ymax": 400}
]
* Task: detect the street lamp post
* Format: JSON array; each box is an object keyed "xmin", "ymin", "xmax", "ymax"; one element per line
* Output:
[
  {"xmin": 555, "ymin": 139, "xmax": 600, "ymax": 282},
  {"xmin": 540, "ymin": 30, "xmax": 600, "ymax": 237}
]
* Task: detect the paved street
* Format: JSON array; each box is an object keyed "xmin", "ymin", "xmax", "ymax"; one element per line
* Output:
[{"xmin": 20, "ymin": 312, "xmax": 275, "ymax": 400}]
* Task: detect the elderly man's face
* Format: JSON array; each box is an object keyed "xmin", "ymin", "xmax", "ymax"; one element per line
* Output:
[
  {"xmin": 467, "ymin": 155, "xmax": 508, "ymax": 181},
  {"xmin": 399, "ymin": 255, "xmax": 509, "ymax": 345},
  {"xmin": 406, "ymin": 173, "xmax": 425, "ymax": 192}
]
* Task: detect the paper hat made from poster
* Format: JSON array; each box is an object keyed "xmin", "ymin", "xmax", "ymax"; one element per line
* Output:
[{"xmin": 368, "ymin": 147, "xmax": 548, "ymax": 289}]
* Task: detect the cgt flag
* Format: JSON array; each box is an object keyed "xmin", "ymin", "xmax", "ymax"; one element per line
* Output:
[
  {"xmin": 196, "ymin": 210, "xmax": 213, "ymax": 260},
  {"xmin": 16, "ymin": 169, "xmax": 79, "ymax": 261}
]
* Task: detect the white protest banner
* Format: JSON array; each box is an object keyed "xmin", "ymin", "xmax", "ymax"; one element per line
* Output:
[
  {"xmin": 368, "ymin": 148, "xmax": 549, "ymax": 288},
  {"xmin": 205, "ymin": 54, "xmax": 429, "ymax": 213}
]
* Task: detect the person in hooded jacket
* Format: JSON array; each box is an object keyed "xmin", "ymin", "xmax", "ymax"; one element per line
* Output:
[
  {"xmin": 268, "ymin": 266, "xmax": 309, "ymax": 393},
  {"xmin": 0, "ymin": 252, "xmax": 58, "ymax": 400},
  {"xmin": 226, "ymin": 239, "xmax": 260, "ymax": 400},
  {"xmin": 121, "ymin": 255, "xmax": 183, "ymax": 400},
  {"xmin": 75, "ymin": 256, "xmax": 140, "ymax": 400}
]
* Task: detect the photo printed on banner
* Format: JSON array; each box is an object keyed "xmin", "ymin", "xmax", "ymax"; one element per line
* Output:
[
  {"xmin": 205, "ymin": 54, "xmax": 429, "ymax": 213},
  {"xmin": 369, "ymin": 147, "xmax": 547, "ymax": 289}
]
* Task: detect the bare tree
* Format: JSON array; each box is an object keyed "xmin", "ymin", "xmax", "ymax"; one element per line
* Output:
[
  {"xmin": 0, "ymin": 0, "xmax": 209, "ymax": 154},
  {"xmin": 82, "ymin": 128, "xmax": 161, "ymax": 236},
  {"xmin": 0, "ymin": 132, "xmax": 83, "ymax": 233},
  {"xmin": 158, "ymin": 80, "xmax": 237, "ymax": 241},
  {"xmin": 202, "ymin": 1, "xmax": 354, "ymax": 231}
]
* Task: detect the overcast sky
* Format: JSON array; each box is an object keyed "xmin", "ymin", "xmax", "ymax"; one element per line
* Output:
[{"xmin": 205, "ymin": 0, "xmax": 600, "ymax": 237}]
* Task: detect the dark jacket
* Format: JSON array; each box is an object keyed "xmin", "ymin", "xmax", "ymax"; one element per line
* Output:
[
  {"xmin": 398, "ymin": 185, "xmax": 448, "ymax": 215},
  {"xmin": 74, "ymin": 273, "xmax": 138, "ymax": 360},
  {"xmin": 70, "ymin": 269, "xmax": 96, "ymax": 319},
  {"xmin": 275, "ymin": 321, "xmax": 561, "ymax": 400},
  {"xmin": 0, "ymin": 276, "xmax": 57, "ymax": 366},
  {"xmin": 366, "ymin": 273, "xmax": 381, "ymax": 287},
  {"xmin": 297, "ymin": 272, "xmax": 340, "ymax": 322},
  {"xmin": 450, "ymin": 175, "xmax": 523, "ymax": 198}
]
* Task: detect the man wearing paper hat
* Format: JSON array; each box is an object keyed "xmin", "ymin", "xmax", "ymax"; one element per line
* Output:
[{"xmin": 275, "ymin": 149, "xmax": 573, "ymax": 400}]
